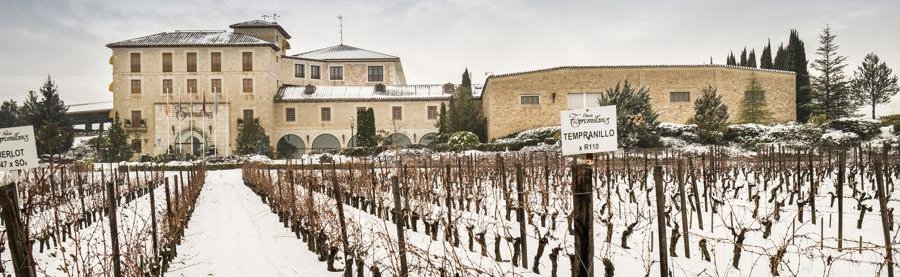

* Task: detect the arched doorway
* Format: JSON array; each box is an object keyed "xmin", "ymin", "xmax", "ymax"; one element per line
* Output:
[
  {"xmin": 348, "ymin": 135, "xmax": 359, "ymax": 148},
  {"xmin": 276, "ymin": 134, "xmax": 306, "ymax": 158},
  {"xmin": 386, "ymin": 133, "xmax": 411, "ymax": 147},
  {"xmin": 174, "ymin": 129, "xmax": 207, "ymax": 157},
  {"xmin": 419, "ymin": 133, "xmax": 438, "ymax": 145},
  {"xmin": 311, "ymin": 134, "xmax": 341, "ymax": 153}
]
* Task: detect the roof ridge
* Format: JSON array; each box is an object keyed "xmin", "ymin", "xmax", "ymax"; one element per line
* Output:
[{"xmin": 488, "ymin": 64, "xmax": 796, "ymax": 79}]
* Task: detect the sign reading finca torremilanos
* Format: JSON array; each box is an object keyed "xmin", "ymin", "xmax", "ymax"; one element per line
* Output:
[
  {"xmin": 560, "ymin": 105, "xmax": 618, "ymax": 156},
  {"xmin": 0, "ymin": 126, "xmax": 39, "ymax": 171}
]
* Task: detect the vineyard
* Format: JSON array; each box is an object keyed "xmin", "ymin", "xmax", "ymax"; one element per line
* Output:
[{"xmin": 0, "ymin": 145, "xmax": 898, "ymax": 276}]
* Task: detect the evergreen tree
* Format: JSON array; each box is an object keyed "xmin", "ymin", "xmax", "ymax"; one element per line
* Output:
[
  {"xmin": 760, "ymin": 40, "xmax": 774, "ymax": 69},
  {"xmin": 773, "ymin": 44, "xmax": 786, "ymax": 70},
  {"xmin": 356, "ymin": 107, "xmax": 377, "ymax": 147},
  {"xmin": 436, "ymin": 102, "xmax": 448, "ymax": 134},
  {"xmin": 726, "ymin": 52, "xmax": 737, "ymax": 66},
  {"xmin": 0, "ymin": 100, "xmax": 18, "ymax": 128},
  {"xmin": 234, "ymin": 118, "xmax": 273, "ymax": 156},
  {"xmin": 98, "ymin": 112, "xmax": 134, "ymax": 162},
  {"xmin": 738, "ymin": 75, "xmax": 773, "ymax": 124},
  {"xmin": 785, "ymin": 30, "xmax": 812, "ymax": 122},
  {"xmin": 809, "ymin": 26, "xmax": 855, "ymax": 119},
  {"xmin": 691, "ymin": 86, "xmax": 729, "ymax": 144},
  {"xmin": 597, "ymin": 80, "xmax": 660, "ymax": 148},
  {"xmin": 852, "ymin": 53, "xmax": 900, "ymax": 119},
  {"xmin": 739, "ymin": 48, "xmax": 748, "ymax": 67},
  {"xmin": 19, "ymin": 77, "xmax": 74, "ymax": 156},
  {"xmin": 747, "ymin": 49, "xmax": 757, "ymax": 68},
  {"xmin": 447, "ymin": 69, "xmax": 486, "ymax": 141}
]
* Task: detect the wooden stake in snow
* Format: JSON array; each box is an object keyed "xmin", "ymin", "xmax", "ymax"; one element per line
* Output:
[
  {"xmin": 516, "ymin": 164, "xmax": 529, "ymax": 269},
  {"xmin": 106, "ymin": 181, "xmax": 122, "ymax": 277},
  {"xmin": 571, "ymin": 163, "xmax": 594, "ymax": 277},
  {"xmin": 654, "ymin": 165, "xmax": 669, "ymax": 277},
  {"xmin": 676, "ymin": 161, "xmax": 690, "ymax": 258},
  {"xmin": 875, "ymin": 146, "xmax": 894, "ymax": 277},
  {"xmin": 330, "ymin": 163, "xmax": 352, "ymax": 276},
  {"xmin": 390, "ymin": 176, "xmax": 409, "ymax": 276},
  {"xmin": 837, "ymin": 152, "xmax": 845, "ymax": 251},
  {"xmin": 0, "ymin": 183, "xmax": 36, "ymax": 277}
]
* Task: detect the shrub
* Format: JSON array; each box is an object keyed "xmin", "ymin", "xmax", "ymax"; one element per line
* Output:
[
  {"xmin": 657, "ymin": 123, "xmax": 699, "ymax": 143},
  {"xmin": 895, "ymin": 123, "xmax": 900, "ymax": 135},
  {"xmin": 448, "ymin": 131, "xmax": 479, "ymax": 151},
  {"xmin": 494, "ymin": 126, "xmax": 560, "ymax": 144},
  {"xmin": 808, "ymin": 114, "xmax": 828, "ymax": 126},
  {"xmin": 724, "ymin": 123, "xmax": 770, "ymax": 144},
  {"xmin": 821, "ymin": 129, "xmax": 860, "ymax": 147},
  {"xmin": 340, "ymin": 146, "xmax": 387, "ymax": 157},
  {"xmin": 825, "ymin": 118, "xmax": 881, "ymax": 141},
  {"xmin": 881, "ymin": 114, "xmax": 900, "ymax": 126}
]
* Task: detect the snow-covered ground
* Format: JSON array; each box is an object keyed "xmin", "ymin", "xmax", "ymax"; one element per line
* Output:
[{"xmin": 166, "ymin": 169, "xmax": 338, "ymax": 276}]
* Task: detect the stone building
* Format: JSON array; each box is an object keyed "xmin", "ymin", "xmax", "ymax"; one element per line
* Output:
[
  {"xmin": 480, "ymin": 65, "xmax": 797, "ymax": 140},
  {"xmin": 106, "ymin": 19, "xmax": 452, "ymax": 158}
]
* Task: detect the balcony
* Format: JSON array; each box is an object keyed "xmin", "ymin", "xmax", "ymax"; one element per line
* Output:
[{"xmin": 124, "ymin": 119, "xmax": 148, "ymax": 131}]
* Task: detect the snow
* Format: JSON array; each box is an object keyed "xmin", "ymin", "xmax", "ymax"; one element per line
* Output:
[{"xmin": 166, "ymin": 169, "xmax": 337, "ymax": 276}]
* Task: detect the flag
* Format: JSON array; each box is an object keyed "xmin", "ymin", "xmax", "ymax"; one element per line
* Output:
[
  {"xmin": 202, "ymin": 93, "xmax": 207, "ymax": 113},
  {"xmin": 214, "ymin": 93, "xmax": 219, "ymax": 113}
]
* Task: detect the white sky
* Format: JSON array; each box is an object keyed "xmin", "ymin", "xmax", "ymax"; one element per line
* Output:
[{"xmin": 1, "ymin": 0, "xmax": 898, "ymax": 116}]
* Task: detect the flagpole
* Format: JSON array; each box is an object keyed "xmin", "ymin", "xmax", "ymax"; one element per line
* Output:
[
  {"xmin": 214, "ymin": 90, "xmax": 219, "ymax": 157},
  {"xmin": 202, "ymin": 89, "xmax": 207, "ymax": 160},
  {"xmin": 166, "ymin": 87, "xmax": 171, "ymax": 157},
  {"xmin": 190, "ymin": 88, "xmax": 195, "ymax": 159},
  {"xmin": 178, "ymin": 87, "xmax": 183, "ymax": 157},
  {"xmin": 224, "ymin": 87, "xmax": 230, "ymax": 156}
]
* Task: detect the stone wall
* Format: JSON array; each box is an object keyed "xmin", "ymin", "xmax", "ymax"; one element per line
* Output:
[{"xmin": 481, "ymin": 65, "xmax": 796, "ymax": 140}]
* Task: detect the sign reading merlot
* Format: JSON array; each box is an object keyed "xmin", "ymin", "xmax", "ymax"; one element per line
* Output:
[
  {"xmin": 0, "ymin": 126, "xmax": 39, "ymax": 172},
  {"xmin": 560, "ymin": 105, "xmax": 618, "ymax": 156}
]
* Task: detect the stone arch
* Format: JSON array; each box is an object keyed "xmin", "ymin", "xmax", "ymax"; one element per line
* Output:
[
  {"xmin": 276, "ymin": 134, "xmax": 306, "ymax": 158},
  {"xmin": 419, "ymin": 132, "xmax": 439, "ymax": 145},
  {"xmin": 173, "ymin": 129, "xmax": 207, "ymax": 157},
  {"xmin": 311, "ymin": 134, "xmax": 341, "ymax": 153},
  {"xmin": 386, "ymin": 133, "xmax": 411, "ymax": 147}
]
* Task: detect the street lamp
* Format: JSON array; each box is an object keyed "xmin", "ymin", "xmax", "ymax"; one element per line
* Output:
[{"xmin": 349, "ymin": 116, "xmax": 355, "ymax": 148}]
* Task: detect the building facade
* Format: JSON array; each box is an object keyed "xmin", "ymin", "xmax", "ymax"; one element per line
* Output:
[
  {"xmin": 107, "ymin": 20, "xmax": 445, "ymax": 158},
  {"xmin": 480, "ymin": 65, "xmax": 797, "ymax": 140}
]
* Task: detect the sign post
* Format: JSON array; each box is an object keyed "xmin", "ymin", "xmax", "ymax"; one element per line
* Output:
[
  {"xmin": 560, "ymin": 105, "xmax": 617, "ymax": 277},
  {"xmin": 0, "ymin": 126, "xmax": 39, "ymax": 277}
]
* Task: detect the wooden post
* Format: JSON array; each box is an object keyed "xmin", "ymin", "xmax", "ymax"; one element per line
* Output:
[
  {"xmin": 515, "ymin": 164, "xmax": 528, "ymax": 268},
  {"xmin": 0, "ymin": 183, "xmax": 36, "ymax": 277},
  {"xmin": 688, "ymin": 157, "xmax": 703, "ymax": 230},
  {"xmin": 331, "ymin": 164, "xmax": 351, "ymax": 277},
  {"xmin": 571, "ymin": 163, "xmax": 593, "ymax": 277},
  {"xmin": 654, "ymin": 166, "xmax": 669, "ymax": 277},
  {"xmin": 149, "ymin": 179, "xmax": 159, "ymax": 262},
  {"xmin": 875, "ymin": 147, "xmax": 894, "ymax": 277},
  {"xmin": 106, "ymin": 181, "xmax": 122, "ymax": 277},
  {"xmin": 390, "ymin": 176, "xmax": 409, "ymax": 276},
  {"xmin": 676, "ymin": 161, "xmax": 690, "ymax": 258},
  {"xmin": 837, "ymin": 152, "xmax": 846, "ymax": 251}
]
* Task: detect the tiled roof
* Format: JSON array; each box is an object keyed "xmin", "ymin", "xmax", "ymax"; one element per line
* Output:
[
  {"xmin": 291, "ymin": 44, "xmax": 399, "ymax": 61},
  {"xmin": 275, "ymin": 84, "xmax": 481, "ymax": 102},
  {"xmin": 229, "ymin": 19, "xmax": 291, "ymax": 39},
  {"xmin": 106, "ymin": 31, "xmax": 278, "ymax": 49}
]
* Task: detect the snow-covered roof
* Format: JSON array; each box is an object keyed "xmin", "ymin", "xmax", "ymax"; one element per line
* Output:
[
  {"xmin": 275, "ymin": 84, "xmax": 481, "ymax": 102},
  {"xmin": 67, "ymin": 101, "xmax": 113, "ymax": 114},
  {"xmin": 486, "ymin": 64, "xmax": 796, "ymax": 79},
  {"xmin": 228, "ymin": 19, "xmax": 291, "ymax": 39},
  {"xmin": 291, "ymin": 44, "xmax": 399, "ymax": 61},
  {"xmin": 107, "ymin": 31, "xmax": 278, "ymax": 50}
]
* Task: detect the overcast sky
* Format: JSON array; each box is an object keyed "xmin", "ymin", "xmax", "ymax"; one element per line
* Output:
[{"xmin": 1, "ymin": 0, "xmax": 898, "ymax": 116}]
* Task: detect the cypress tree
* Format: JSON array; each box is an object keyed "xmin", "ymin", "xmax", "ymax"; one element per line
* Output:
[
  {"xmin": 739, "ymin": 48, "xmax": 748, "ymax": 67},
  {"xmin": 852, "ymin": 53, "xmax": 899, "ymax": 119},
  {"xmin": 0, "ymin": 100, "xmax": 18, "ymax": 128},
  {"xmin": 748, "ymin": 49, "xmax": 757, "ymax": 68},
  {"xmin": 726, "ymin": 52, "xmax": 737, "ymax": 66},
  {"xmin": 235, "ymin": 118, "xmax": 273, "ymax": 156},
  {"xmin": 691, "ymin": 86, "xmax": 729, "ymax": 144},
  {"xmin": 436, "ymin": 102, "xmax": 448, "ymax": 134},
  {"xmin": 447, "ymin": 69, "xmax": 486, "ymax": 141},
  {"xmin": 760, "ymin": 40, "xmax": 773, "ymax": 69},
  {"xmin": 773, "ymin": 44, "xmax": 786, "ymax": 70},
  {"xmin": 809, "ymin": 26, "xmax": 855, "ymax": 119},
  {"xmin": 738, "ymin": 74, "xmax": 773, "ymax": 124},
  {"xmin": 356, "ymin": 107, "xmax": 376, "ymax": 147},
  {"xmin": 785, "ymin": 29, "xmax": 812, "ymax": 122}
]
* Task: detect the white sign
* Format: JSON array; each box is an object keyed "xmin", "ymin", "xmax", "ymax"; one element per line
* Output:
[
  {"xmin": 0, "ymin": 126, "xmax": 39, "ymax": 171},
  {"xmin": 560, "ymin": 105, "xmax": 618, "ymax": 156}
]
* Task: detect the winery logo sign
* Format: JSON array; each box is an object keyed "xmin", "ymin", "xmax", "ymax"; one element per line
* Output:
[
  {"xmin": 0, "ymin": 126, "xmax": 39, "ymax": 172},
  {"xmin": 560, "ymin": 105, "xmax": 618, "ymax": 156}
]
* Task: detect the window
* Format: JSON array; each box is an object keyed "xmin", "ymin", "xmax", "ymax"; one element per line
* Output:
[
  {"xmin": 130, "ymin": 111, "xmax": 142, "ymax": 128},
  {"xmin": 161, "ymin": 53, "xmax": 172, "ymax": 72},
  {"xmin": 294, "ymin": 64, "xmax": 305, "ymax": 78},
  {"xmin": 132, "ymin": 139, "xmax": 142, "ymax": 153},
  {"xmin": 567, "ymin": 93, "xmax": 602, "ymax": 109},
  {"xmin": 242, "ymin": 52, "xmax": 253, "ymax": 71},
  {"xmin": 669, "ymin": 91, "xmax": 690, "ymax": 102},
  {"xmin": 130, "ymin": 79, "xmax": 141, "ymax": 94},
  {"xmin": 242, "ymin": 78, "xmax": 253, "ymax": 93},
  {"xmin": 285, "ymin": 108, "xmax": 296, "ymax": 122},
  {"xmin": 320, "ymin": 107, "xmax": 331, "ymax": 121},
  {"xmin": 310, "ymin": 65, "xmax": 321, "ymax": 79},
  {"xmin": 186, "ymin": 52, "xmax": 197, "ymax": 72},
  {"xmin": 130, "ymin": 53, "xmax": 141, "ymax": 73},
  {"xmin": 520, "ymin": 95, "xmax": 540, "ymax": 105},
  {"xmin": 210, "ymin": 79, "xmax": 222, "ymax": 93},
  {"xmin": 427, "ymin": 106, "xmax": 438, "ymax": 120},
  {"xmin": 162, "ymin": 79, "xmax": 173, "ymax": 94},
  {"xmin": 211, "ymin": 52, "xmax": 221, "ymax": 72},
  {"xmin": 329, "ymin": 66, "xmax": 343, "ymax": 80},
  {"xmin": 243, "ymin": 109, "xmax": 254, "ymax": 123},
  {"xmin": 368, "ymin": 66, "xmax": 384, "ymax": 82},
  {"xmin": 392, "ymin": 106, "xmax": 402, "ymax": 120},
  {"xmin": 745, "ymin": 90, "xmax": 766, "ymax": 101},
  {"xmin": 187, "ymin": 79, "xmax": 197, "ymax": 93}
]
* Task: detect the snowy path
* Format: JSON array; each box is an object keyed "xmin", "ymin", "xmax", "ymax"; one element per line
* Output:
[{"xmin": 166, "ymin": 169, "xmax": 337, "ymax": 277}]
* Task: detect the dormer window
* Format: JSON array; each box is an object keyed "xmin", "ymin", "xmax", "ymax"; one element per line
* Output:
[
  {"xmin": 329, "ymin": 66, "xmax": 344, "ymax": 80},
  {"xmin": 368, "ymin": 66, "xmax": 384, "ymax": 82}
]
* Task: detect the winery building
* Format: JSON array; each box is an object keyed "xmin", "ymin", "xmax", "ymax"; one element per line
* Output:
[{"xmin": 480, "ymin": 65, "xmax": 797, "ymax": 140}]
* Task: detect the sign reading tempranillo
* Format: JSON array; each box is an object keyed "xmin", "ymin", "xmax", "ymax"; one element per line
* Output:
[
  {"xmin": 0, "ymin": 126, "xmax": 39, "ymax": 171},
  {"xmin": 560, "ymin": 105, "xmax": 618, "ymax": 156}
]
